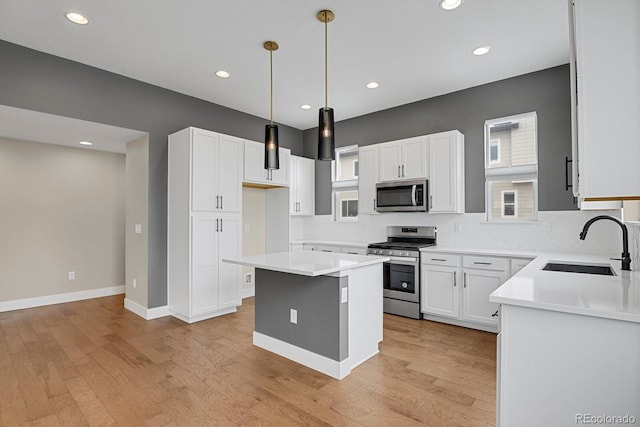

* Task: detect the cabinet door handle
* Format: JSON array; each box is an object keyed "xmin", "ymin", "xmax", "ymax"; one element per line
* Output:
[
  {"xmin": 463, "ymin": 272, "xmax": 467, "ymax": 288},
  {"xmin": 429, "ymin": 195, "xmax": 433, "ymax": 210},
  {"xmin": 216, "ymin": 218, "xmax": 219, "ymax": 232},
  {"xmin": 220, "ymin": 218, "xmax": 223, "ymax": 232},
  {"xmin": 402, "ymin": 164, "xmax": 405, "ymax": 177},
  {"xmin": 216, "ymin": 195, "xmax": 219, "ymax": 209},
  {"xmin": 398, "ymin": 165, "xmax": 401, "ymax": 177},
  {"xmin": 220, "ymin": 196, "xmax": 223, "ymax": 210},
  {"xmin": 373, "ymin": 198, "xmax": 376, "ymax": 210},
  {"xmin": 565, "ymin": 156, "xmax": 573, "ymax": 191},
  {"xmin": 298, "ymin": 202, "xmax": 301, "ymax": 212},
  {"xmin": 474, "ymin": 262, "xmax": 492, "ymax": 265},
  {"xmin": 492, "ymin": 310, "xmax": 499, "ymax": 317},
  {"xmin": 431, "ymin": 258, "xmax": 447, "ymax": 262},
  {"xmin": 453, "ymin": 271, "xmax": 457, "ymax": 287}
]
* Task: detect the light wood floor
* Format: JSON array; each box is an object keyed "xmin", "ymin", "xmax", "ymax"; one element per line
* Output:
[{"xmin": 0, "ymin": 295, "xmax": 496, "ymax": 426}]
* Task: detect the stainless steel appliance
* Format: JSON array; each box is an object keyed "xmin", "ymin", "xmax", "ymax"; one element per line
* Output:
[
  {"xmin": 367, "ymin": 226, "xmax": 436, "ymax": 319},
  {"xmin": 375, "ymin": 179, "xmax": 428, "ymax": 212}
]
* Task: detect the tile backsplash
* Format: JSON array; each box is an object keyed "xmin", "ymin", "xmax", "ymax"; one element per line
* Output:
[{"xmin": 302, "ymin": 210, "xmax": 626, "ymax": 256}]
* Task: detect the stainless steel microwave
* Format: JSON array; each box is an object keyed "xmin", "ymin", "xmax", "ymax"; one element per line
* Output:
[{"xmin": 375, "ymin": 179, "xmax": 428, "ymax": 212}]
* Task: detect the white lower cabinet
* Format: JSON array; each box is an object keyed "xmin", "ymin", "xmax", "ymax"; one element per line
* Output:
[{"xmin": 422, "ymin": 252, "xmax": 508, "ymax": 332}]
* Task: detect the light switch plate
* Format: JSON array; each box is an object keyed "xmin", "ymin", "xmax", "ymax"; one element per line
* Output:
[
  {"xmin": 135, "ymin": 224, "xmax": 142, "ymax": 234},
  {"xmin": 341, "ymin": 287, "xmax": 348, "ymax": 303}
]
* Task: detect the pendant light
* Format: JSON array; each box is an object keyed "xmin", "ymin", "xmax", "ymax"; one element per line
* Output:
[
  {"xmin": 317, "ymin": 9, "xmax": 335, "ymax": 161},
  {"xmin": 264, "ymin": 41, "xmax": 280, "ymax": 170}
]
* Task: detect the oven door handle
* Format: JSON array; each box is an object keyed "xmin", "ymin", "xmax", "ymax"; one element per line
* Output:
[
  {"xmin": 411, "ymin": 185, "xmax": 417, "ymax": 206},
  {"xmin": 388, "ymin": 256, "xmax": 418, "ymax": 264}
]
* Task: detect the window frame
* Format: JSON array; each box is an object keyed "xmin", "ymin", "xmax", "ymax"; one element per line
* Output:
[
  {"xmin": 489, "ymin": 138, "xmax": 501, "ymax": 164},
  {"xmin": 484, "ymin": 112, "xmax": 538, "ymax": 222},
  {"xmin": 331, "ymin": 145, "xmax": 359, "ymax": 221},
  {"xmin": 501, "ymin": 190, "xmax": 518, "ymax": 218}
]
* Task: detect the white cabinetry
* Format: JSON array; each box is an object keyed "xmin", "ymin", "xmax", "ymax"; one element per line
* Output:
[
  {"xmin": 243, "ymin": 140, "xmax": 290, "ymax": 186},
  {"xmin": 422, "ymin": 252, "xmax": 507, "ymax": 332},
  {"xmin": 569, "ymin": 0, "xmax": 640, "ymax": 202},
  {"xmin": 168, "ymin": 127, "xmax": 242, "ymax": 323},
  {"xmin": 358, "ymin": 145, "xmax": 379, "ymax": 215},
  {"xmin": 289, "ymin": 155, "xmax": 315, "ymax": 216},
  {"xmin": 509, "ymin": 257, "xmax": 533, "ymax": 277},
  {"xmin": 428, "ymin": 130, "xmax": 465, "ymax": 213},
  {"xmin": 378, "ymin": 136, "xmax": 428, "ymax": 182}
]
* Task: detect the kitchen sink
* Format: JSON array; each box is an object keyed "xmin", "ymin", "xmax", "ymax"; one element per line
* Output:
[{"xmin": 542, "ymin": 262, "xmax": 615, "ymax": 276}]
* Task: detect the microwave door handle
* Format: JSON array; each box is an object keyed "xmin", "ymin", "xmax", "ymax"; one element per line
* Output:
[{"xmin": 411, "ymin": 185, "xmax": 417, "ymax": 206}]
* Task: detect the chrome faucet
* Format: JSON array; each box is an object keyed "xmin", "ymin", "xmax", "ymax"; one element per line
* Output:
[{"xmin": 579, "ymin": 215, "xmax": 631, "ymax": 271}]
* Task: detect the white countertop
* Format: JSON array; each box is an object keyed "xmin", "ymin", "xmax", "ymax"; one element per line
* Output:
[
  {"xmin": 490, "ymin": 252, "xmax": 640, "ymax": 323},
  {"xmin": 421, "ymin": 245, "xmax": 538, "ymax": 259},
  {"xmin": 290, "ymin": 240, "xmax": 369, "ymax": 248},
  {"xmin": 223, "ymin": 250, "xmax": 389, "ymax": 277}
]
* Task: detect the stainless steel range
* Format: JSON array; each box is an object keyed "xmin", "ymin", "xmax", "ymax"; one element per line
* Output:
[{"xmin": 367, "ymin": 226, "xmax": 437, "ymax": 319}]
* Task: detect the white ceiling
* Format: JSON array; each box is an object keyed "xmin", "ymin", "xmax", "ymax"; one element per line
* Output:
[
  {"xmin": 0, "ymin": 105, "xmax": 147, "ymax": 153},
  {"xmin": 0, "ymin": 0, "xmax": 570, "ymax": 131}
]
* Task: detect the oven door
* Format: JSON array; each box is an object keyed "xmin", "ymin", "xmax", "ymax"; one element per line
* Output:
[{"xmin": 383, "ymin": 256, "xmax": 419, "ymax": 303}]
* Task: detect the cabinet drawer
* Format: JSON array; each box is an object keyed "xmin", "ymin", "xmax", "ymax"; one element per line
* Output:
[
  {"xmin": 463, "ymin": 255, "xmax": 507, "ymax": 271},
  {"xmin": 421, "ymin": 253, "xmax": 461, "ymax": 267}
]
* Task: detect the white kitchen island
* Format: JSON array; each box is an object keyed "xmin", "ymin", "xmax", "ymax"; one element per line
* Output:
[
  {"xmin": 223, "ymin": 250, "xmax": 389, "ymax": 379},
  {"xmin": 490, "ymin": 253, "xmax": 640, "ymax": 427}
]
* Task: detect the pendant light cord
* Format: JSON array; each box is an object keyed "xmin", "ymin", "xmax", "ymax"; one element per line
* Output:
[
  {"xmin": 324, "ymin": 14, "xmax": 328, "ymax": 109},
  {"xmin": 270, "ymin": 49, "xmax": 273, "ymax": 125}
]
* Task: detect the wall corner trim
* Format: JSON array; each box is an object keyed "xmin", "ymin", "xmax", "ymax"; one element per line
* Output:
[
  {"xmin": 0, "ymin": 285, "xmax": 125, "ymax": 312},
  {"xmin": 124, "ymin": 298, "xmax": 170, "ymax": 320}
]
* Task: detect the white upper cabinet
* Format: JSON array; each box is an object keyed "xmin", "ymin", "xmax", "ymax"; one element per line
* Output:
[
  {"xmin": 428, "ymin": 130, "xmax": 465, "ymax": 213},
  {"xmin": 244, "ymin": 140, "xmax": 290, "ymax": 186},
  {"xmin": 378, "ymin": 136, "xmax": 428, "ymax": 182},
  {"xmin": 358, "ymin": 145, "xmax": 379, "ymax": 215},
  {"xmin": 290, "ymin": 155, "xmax": 315, "ymax": 216},
  {"xmin": 570, "ymin": 0, "xmax": 640, "ymax": 201},
  {"xmin": 191, "ymin": 128, "xmax": 242, "ymax": 213}
]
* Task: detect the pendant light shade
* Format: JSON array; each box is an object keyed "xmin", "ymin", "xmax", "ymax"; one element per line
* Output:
[
  {"xmin": 318, "ymin": 107, "xmax": 335, "ymax": 160},
  {"xmin": 264, "ymin": 123, "xmax": 279, "ymax": 169},
  {"xmin": 317, "ymin": 9, "xmax": 335, "ymax": 161},
  {"xmin": 264, "ymin": 41, "xmax": 280, "ymax": 170}
]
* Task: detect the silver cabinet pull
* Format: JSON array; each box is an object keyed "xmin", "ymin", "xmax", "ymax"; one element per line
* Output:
[
  {"xmin": 474, "ymin": 262, "xmax": 492, "ymax": 265},
  {"xmin": 463, "ymin": 272, "xmax": 467, "ymax": 288},
  {"xmin": 220, "ymin": 218, "xmax": 223, "ymax": 232},
  {"xmin": 216, "ymin": 195, "xmax": 219, "ymax": 209},
  {"xmin": 373, "ymin": 198, "xmax": 376, "ymax": 210},
  {"xmin": 402, "ymin": 164, "xmax": 405, "ymax": 177},
  {"xmin": 431, "ymin": 258, "xmax": 447, "ymax": 262},
  {"xmin": 220, "ymin": 196, "xmax": 223, "ymax": 210},
  {"xmin": 398, "ymin": 165, "xmax": 401, "ymax": 177},
  {"xmin": 453, "ymin": 271, "xmax": 457, "ymax": 287},
  {"xmin": 216, "ymin": 218, "xmax": 219, "ymax": 232},
  {"xmin": 429, "ymin": 195, "xmax": 433, "ymax": 210}
]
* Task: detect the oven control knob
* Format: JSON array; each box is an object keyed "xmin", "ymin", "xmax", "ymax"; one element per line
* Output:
[
  {"xmin": 401, "ymin": 282, "xmax": 409, "ymax": 289},
  {"xmin": 390, "ymin": 250, "xmax": 396, "ymax": 256},
  {"xmin": 404, "ymin": 251, "xmax": 410, "ymax": 256},
  {"xmin": 377, "ymin": 250, "xmax": 383, "ymax": 255}
]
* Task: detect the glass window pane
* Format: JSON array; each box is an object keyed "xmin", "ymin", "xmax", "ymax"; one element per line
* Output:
[
  {"xmin": 335, "ymin": 146, "xmax": 359, "ymax": 181},
  {"xmin": 488, "ymin": 181, "xmax": 536, "ymax": 221},
  {"xmin": 486, "ymin": 113, "xmax": 537, "ymax": 169},
  {"xmin": 336, "ymin": 189, "xmax": 358, "ymax": 220}
]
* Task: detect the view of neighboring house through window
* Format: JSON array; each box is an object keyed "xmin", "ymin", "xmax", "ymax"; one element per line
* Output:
[
  {"xmin": 332, "ymin": 145, "xmax": 359, "ymax": 221},
  {"xmin": 484, "ymin": 112, "xmax": 538, "ymax": 222}
]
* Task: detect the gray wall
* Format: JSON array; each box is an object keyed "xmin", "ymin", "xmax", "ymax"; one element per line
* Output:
[
  {"xmin": 255, "ymin": 269, "xmax": 348, "ymax": 361},
  {"xmin": 303, "ymin": 65, "xmax": 576, "ymax": 215},
  {"xmin": 0, "ymin": 40, "xmax": 303, "ymax": 308}
]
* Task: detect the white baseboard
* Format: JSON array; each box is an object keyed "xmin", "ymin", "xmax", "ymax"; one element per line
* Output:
[
  {"xmin": 253, "ymin": 331, "xmax": 351, "ymax": 380},
  {"xmin": 241, "ymin": 287, "xmax": 255, "ymax": 299},
  {"xmin": 0, "ymin": 285, "xmax": 125, "ymax": 313},
  {"xmin": 124, "ymin": 298, "xmax": 170, "ymax": 320}
]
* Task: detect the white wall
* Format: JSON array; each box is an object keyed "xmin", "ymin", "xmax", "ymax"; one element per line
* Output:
[
  {"xmin": 0, "ymin": 137, "xmax": 125, "ymax": 304},
  {"xmin": 125, "ymin": 135, "xmax": 149, "ymax": 307},
  {"xmin": 302, "ymin": 210, "xmax": 624, "ymax": 256}
]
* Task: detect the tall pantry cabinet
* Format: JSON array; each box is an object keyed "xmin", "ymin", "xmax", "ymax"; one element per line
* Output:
[{"xmin": 168, "ymin": 127, "xmax": 243, "ymax": 323}]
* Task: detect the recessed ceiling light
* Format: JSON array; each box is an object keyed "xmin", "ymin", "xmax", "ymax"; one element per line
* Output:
[
  {"xmin": 300, "ymin": 104, "xmax": 311, "ymax": 110},
  {"xmin": 79, "ymin": 141, "xmax": 93, "ymax": 146},
  {"xmin": 472, "ymin": 46, "xmax": 491, "ymax": 56},
  {"xmin": 439, "ymin": 0, "xmax": 463, "ymax": 10},
  {"xmin": 66, "ymin": 12, "xmax": 89, "ymax": 25},
  {"xmin": 366, "ymin": 82, "xmax": 380, "ymax": 89},
  {"xmin": 215, "ymin": 70, "xmax": 230, "ymax": 78}
]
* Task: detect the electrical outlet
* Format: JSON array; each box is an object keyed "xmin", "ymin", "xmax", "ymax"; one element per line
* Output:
[
  {"xmin": 454, "ymin": 223, "xmax": 462, "ymax": 233},
  {"xmin": 245, "ymin": 273, "xmax": 252, "ymax": 284},
  {"xmin": 290, "ymin": 309, "xmax": 297, "ymax": 324},
  {"xmin": 68, "ymin": 271, "xmax": 75, "ymax": 280},
  {"xmin": 133, "ymin": 278, "xmax": 137, "ymax": 288}
]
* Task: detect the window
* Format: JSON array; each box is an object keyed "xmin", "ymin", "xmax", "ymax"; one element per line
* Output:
[
  {"xmin": 332, "ymin": 145, "xmax": 359, "ymax": 221},
  {"xmin": 489, "ymin": 139, "xmax": 501, "ymax": 164},
  {"xmin": 501, "ymin": 190, "xmax": 517, "ymax": 218},
  {"xmin": 485, "ymin": 112, "xmax": 538, "ymax": 222}
]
